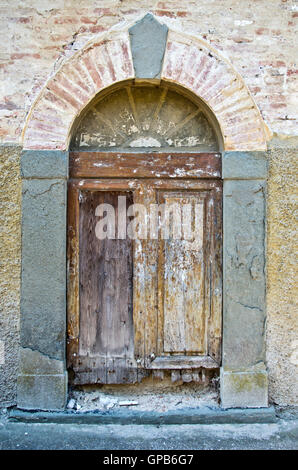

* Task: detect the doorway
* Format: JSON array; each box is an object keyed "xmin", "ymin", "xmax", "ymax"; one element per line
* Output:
[{"xmin": 67, "ymin": 84, "xmax": 222, "ymax": 386}]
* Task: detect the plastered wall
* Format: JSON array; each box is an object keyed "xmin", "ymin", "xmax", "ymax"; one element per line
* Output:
[
  {"xmin": 266, "ymin": 139, "xmax": 298, "ymax": 405},
  {"xmin": 0, "ymin": 145, "xmax": 21, "ymax": 406}
]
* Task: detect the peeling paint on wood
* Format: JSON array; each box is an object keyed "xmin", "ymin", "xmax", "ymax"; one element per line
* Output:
[
  {"xmin": 70, "ymin": 152, "xmax": 221, "ymax": 179},
  {"xmin": 67, "ymin": 152, "xmax": 222, "ymax": 385}
]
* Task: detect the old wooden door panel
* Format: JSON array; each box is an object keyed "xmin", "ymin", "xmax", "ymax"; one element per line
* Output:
[
  {"xmin": 122, "ymin": 179, "xmax": 222, "ymax": 369},
  {"xmin": 67, "ymin": 186, "xmax": 144, "ymax": 384},
  {"xmin": 154, "ymin": 184, "xmax": 222, "ymax": 366},
  {"xmin": 79, "ymin": 191, "xmax": 134, "ymax": 358},
  {"xmin": 159, "ymin": 192, "xmax": 206, "ymax": 354}
]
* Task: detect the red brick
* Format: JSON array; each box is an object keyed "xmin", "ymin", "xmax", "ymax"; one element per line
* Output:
[
  {"xmin": 89, "ymin": 25, "xmax": 106, "ymax": 34},
  {"xmin": 48, "ymin": 81, "xmax": 83, "ymax": 110},
  {"xmin": 93, "ymin": 8, "xmax": 115, "ymax": 16},
  {"xmin": 54, "ymin": 17, "xmax": 79, "ymax": 25},
  {"xmin": 80, "ymin": 17, "xmax": 98, "ymax": 25},
  {"xmin": 255, "ymin": 27, "xmax": 269, "ymax": 35},
  {"xmin": 176, "ymin": 11, "xmax": 189, "ymax": 18},
  {"xmin": 11, "ymin": 53, "xmax": 41, "ymax": 60},
  {"xmin": 287, "ymin": 69, "xmax": 298, "ymax": 76},
  {"xmin": 43, "ymin": 90, "xmax": 76, "ymax": 113},
  {"xmin": 57, "ymin": 73, "xmax": 90, "ymax": 104},
  {"xmin": 154, "ymin": 10, "xmax": 176, "ymax": 18},
  {"xmin": 82, "ymin": 52, "xmax": 104, "ymax": 89},
  {"xmin": 9, "ymin": 17, "xmax": 32, "ymax": 24}
]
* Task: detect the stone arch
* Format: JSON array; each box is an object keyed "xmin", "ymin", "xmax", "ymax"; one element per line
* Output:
[{"xmin": 22, "ymin": 18, "xmax": 269, "ymax": 151}]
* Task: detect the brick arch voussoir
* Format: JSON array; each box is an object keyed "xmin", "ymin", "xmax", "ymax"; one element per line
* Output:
[
  {"xmin": 161, "ymin": 31, "xmax": 268, "ymax": 151},
  {"xmin": 22, "ymin": 27, "xmax": 268, "ymax": 151},
  {"xmin": 22, "ymin": 31, "xmax": 134, "ymax": 150}
]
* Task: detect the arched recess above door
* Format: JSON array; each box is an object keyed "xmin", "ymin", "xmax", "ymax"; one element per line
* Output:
[
  {"xmin": 70, "ymin": 84, "xmax": 220, "ymax": 152},
  {"xmin": 22, "ymin": 19, "xmax": 270, "ymax": 151}
]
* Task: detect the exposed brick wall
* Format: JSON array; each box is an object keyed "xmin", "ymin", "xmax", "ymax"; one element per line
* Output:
[{"xmin": 0, "ymin": 0, "xmax": 297, "ymax": 143}]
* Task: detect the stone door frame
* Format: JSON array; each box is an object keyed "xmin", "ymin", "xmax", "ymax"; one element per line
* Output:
[{"xmin": 18, "ymin": 14, "xmax": 269, "ymax": 410}]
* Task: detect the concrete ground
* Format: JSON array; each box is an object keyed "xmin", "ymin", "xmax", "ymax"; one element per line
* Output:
[{"xmin": 0, "ymin": 412, "xmax": 297, "ymax": 450}]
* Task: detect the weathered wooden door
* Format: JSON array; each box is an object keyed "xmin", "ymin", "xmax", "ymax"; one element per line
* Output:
[{"xmin": 67, "ymin": 152, "xmax": 222, "ymax": 384}]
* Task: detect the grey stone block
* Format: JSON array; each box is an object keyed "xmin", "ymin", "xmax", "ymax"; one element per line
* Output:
[
  {"xmin": 9, "ymin": 405, "xmax": 277, "ymax": 425},
  {"xmin": 17, "ymin": 372, "xmax": 67, "ymax": 411},
  {"xmin": 223, "ymin": 151, "xmax": 267, "ymax": 179},
  {"xmin": 223, "ymin": 179, "xmax": 266, "ymax": 370},
  {"xmin": 20, "ymin": 178, "xmax": 67, "ymax": 360},
  {"xmin": 221, "ymin": 367, "xmax": 268, "ymax": 408},
  {"xmin": 21, "ymin": 150, "xmax": 68, "ymax": 179},
  {"xmin": 19, "ymin": 348, "xmax": 65, "ymax": 376},
  {"xmin": 129, "ymin": 14, "xmax": 168, "ymax": 79}
]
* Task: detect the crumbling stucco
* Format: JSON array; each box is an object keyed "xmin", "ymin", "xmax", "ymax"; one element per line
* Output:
[
  {"xmin": 266, "ymin": 140, "xmax": 298, "ymax": 405},
  {"xmin": 0, "ymin": 145, "xmax": 21, "ymax": 406}
]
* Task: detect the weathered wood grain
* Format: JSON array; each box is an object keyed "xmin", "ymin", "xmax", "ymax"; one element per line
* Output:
[
  {"xmin": 79, "ymin": 191, "xmax": 134, "ymax": 357},
  {"xmin": 149, "ymin": 355, "xmax": 218, "ymax": 369},
  {"xmin": 132, "ymin": 182, "xmax": 158, "ymax": 367},
  {"xmin": 160, "ymin": 193, "xmax": 206, "ymax": 354},
  {"xmin": 70, "ymin": 152, "xmax": 221, "ymax": 179},
  {"xmin": 67, "ymin": 182, "xmax": 80, "ymax": 366}
]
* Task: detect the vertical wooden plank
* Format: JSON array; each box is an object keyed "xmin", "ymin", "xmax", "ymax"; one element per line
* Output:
[
  {"xmin": 207, "ymin": 183, "xmax": 222, "ymax": 363},
  {"xmin": 67, "ymin": 182, "xmax": 80, "ymax": 367},
  {"xmin": 133, "ymin": 183, "xmax": 158, "ymax": 367},
  {"xmin": 182, "ymin": 197, "xmax": 205, "ymax": 353}
]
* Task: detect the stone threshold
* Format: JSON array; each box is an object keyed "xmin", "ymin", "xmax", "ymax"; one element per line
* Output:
[{"xmin": 9, "ymin": 406, "xmax": 277, "ymax": 425}]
